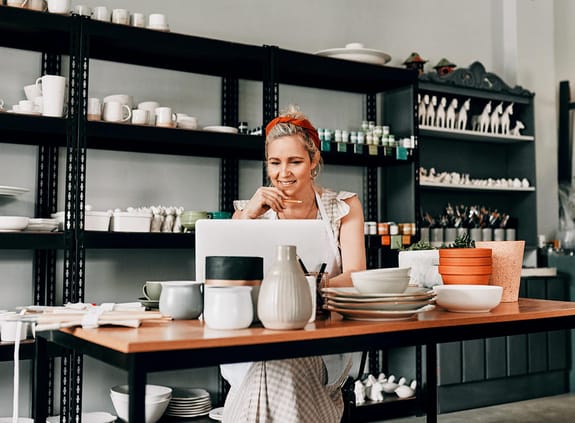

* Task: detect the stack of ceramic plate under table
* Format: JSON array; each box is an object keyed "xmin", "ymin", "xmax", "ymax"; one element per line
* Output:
[
  {"xmin": 166, "ymin": 387, "xmax": 212, "ymax": 418},
  {"xmin": 322, "ymin": 287, "xmax": 436, "ymax": 321}
]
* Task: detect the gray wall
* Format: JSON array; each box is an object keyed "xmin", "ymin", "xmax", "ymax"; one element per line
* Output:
[{"xmin": 0, "ymin": 0, "xmax": 566, "ymax": 415}]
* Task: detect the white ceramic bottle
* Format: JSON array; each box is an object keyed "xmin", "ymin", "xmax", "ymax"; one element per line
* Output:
[{"xmin": 257, "ymin": 245, "xmax": 313, "ymax": 330}]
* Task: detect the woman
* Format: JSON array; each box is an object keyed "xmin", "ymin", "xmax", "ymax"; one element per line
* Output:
[{"xmin": 222, "ymin": 106, "xmax": 366, "ymax": 422}]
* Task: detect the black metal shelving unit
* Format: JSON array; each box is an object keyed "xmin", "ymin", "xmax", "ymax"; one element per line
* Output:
[{"xmin": 1, "ymin": 6, "xmax": 421, "ymax": 420}]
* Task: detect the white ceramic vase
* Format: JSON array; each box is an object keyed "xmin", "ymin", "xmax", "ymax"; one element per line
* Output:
[{"xmin": 257, "ymin": 245, "xmax": 313, "ymax": 330}]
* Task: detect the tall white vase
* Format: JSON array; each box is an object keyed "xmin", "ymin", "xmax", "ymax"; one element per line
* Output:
[{"xmin": 257, "ymin": 245, "xmax": 313, "ymax": 330}]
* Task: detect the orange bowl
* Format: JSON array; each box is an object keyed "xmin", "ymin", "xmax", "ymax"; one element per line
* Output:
[
  {"xmin": 438, "ymin": 265, "xmax": 493, "ymax": 275},
  {"xmin": 439, "ymin": 256, "xmax": 492, "ymax": 266},
  {"xmin": 438, "ymin": 248, "xmax": 492, "ymax": 258},
  {"xmin": 440, "ymin": 274, "xmax": 490, "ymax": 285}
]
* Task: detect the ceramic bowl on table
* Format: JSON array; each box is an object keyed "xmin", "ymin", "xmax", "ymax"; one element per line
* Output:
[
  {"xmin": 351, "ymin": 267, "xmax": 411, "ymax": 294},
  {"xmin": 434, "ymin": 284, "xmax": 503, "ymax": 313}
]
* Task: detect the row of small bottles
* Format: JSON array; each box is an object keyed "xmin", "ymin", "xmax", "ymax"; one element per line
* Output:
[{"xmin": 318, "ymin": 121, "xmax": 417, "ymax": 158}]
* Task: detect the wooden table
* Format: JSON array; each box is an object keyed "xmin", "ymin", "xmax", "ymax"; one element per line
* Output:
[{"xmin": 34, "ymin": 298, "xmax": 575, "ymax": 422}]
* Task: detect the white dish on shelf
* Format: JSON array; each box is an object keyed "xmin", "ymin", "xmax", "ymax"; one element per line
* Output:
[
  {"xmin": 0, "ymin": 216, "xmax": 30, "ymax": 231},
  {"xmin": 46, "ymin": 412, "xmax": 116, "ymax": 423},
  {"xmin": 0, "ymin": 185, "xmax": 30, "ymax": 196},
  {"xmin": 315, "ymin": 43, "xmax": 391, "ymax": 65},
  {"xmin": 203, "ymin": 125, "xmax": 239, "ymax": 134},
  {"xmin": 209, "ymin": 406, "xmax": 224, "ymax": 421}
]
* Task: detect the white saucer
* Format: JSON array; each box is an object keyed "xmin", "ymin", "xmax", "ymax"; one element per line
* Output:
[
  {"xmin": 315, "ymin": 46, "xmax": 391, "ymax": 65},
  {"xmin": 203, "ymin": 125, "xmax": 239, "ymax": 134},
  {"xmin": 209, "ymin": 406, "xmax": 224, "ymax": 421}
]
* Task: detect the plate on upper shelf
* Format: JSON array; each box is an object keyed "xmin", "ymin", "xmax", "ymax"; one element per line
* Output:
[
  {"xmin": 203, "ymin": 125, "xmax": 239, "ymax": 134},
  {"xmin": 315, "ymin": 43, "xmax": 391, "ymax": 66},
  {"xmin": 0, "ymin": 185, "xmax": 29, "ymax": 197}
]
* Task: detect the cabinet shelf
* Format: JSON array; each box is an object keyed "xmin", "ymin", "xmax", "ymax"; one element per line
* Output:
[
  {"xmin": 0, "ymin": 7, "xmax": 71, "ymax": 54},
  {"xmin": 83, "ymin": 231, "xmax": 195, "ymax": 249},
  {"xmin": 0, "ymin": 340, "xmax": 35, "ymax": 361},
  {"xmin": 420, "ymin": 181, "xmax": 535, "ymax": 192},
  {"xmin": 0, "ymin": 113, "xmax": 67, "ymax": 147},
  {"xmin": 419, "ymin": 126, "xmax": 533, "ymax": 143},
  {"xmin": 0, "ymin": 232, "xmax": 65, "ymax": 249},
  {"xmin": 350, "ymin": 396, "xmax": 420, "ymax": 421},
  {"xmin": 84, "ymin": 19, "xmax": 266, "ymax": 80},
  {"xmin": 273, "ymin": 47, "xmax": 417, "ymax": 94}
]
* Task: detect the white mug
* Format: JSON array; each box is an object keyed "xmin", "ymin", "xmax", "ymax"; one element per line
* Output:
[
  {"xmin": 0, "ymin": 99, "xmax": 5, "ymax": 111},
  {"xmin": 131, "ymin": 109, "xmax": 148, "ymax": 125},
  {"xmin": 137, "ymin": 101, "xmax": 160, "ymax": 125},
  {"xmin": 111, "ymin": 8, "xmax": 129, "ymax": 25},
  {"xmin": 92, "ymin": 6, "xmax": 109, "ymax": 22},
  {"xmin": 203, "ymin": 286, "xmax": 253, "ymax": 330},
  {"xmin": 27, "ymin": 0, "xmax": 47, "ymax": 11},
  {"xmin": 87, "ymin": 97, "xmax": 102, "ymax": 121},
  {"xmin": 46, "ymin": 0, "xmax": 70, "ymax": 14},
  {"xmin": 73, "ymin": 4, "xmax": 91, "ymax": 16},
  {"xmin": 0, "ymin": 320, "xmax": 27, "ymax": 342},
  {"xmin": 130, "ymin": 12, "xmax": 145, "ymax": 28},
  {"xmin": 155, "ymin": 106, "xmax": 176, "ymax": 127},
  {"xmin": 24, "ymin": 83, "xmax": 42, "ymax": 101},
  {"xmin": 148, "ymin": 13, "xmax": 167, "ymax": 28},
  {"xmin": 35, "ymin": 75, "xmax": 66, "ymax": 117},
  {"xmin": 102, "ymin": 101, "xmax": 131, "ymax": 123}
]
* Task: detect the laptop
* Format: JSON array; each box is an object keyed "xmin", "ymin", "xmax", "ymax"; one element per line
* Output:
[{"xmin": 194, "ymin": 219, "xmax": 331, "ymax": 282}]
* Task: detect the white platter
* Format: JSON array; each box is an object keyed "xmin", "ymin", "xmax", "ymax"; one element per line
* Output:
[
  {"xmin": 324, "ymin": 304, "xmax": 435, "ymax": 321},
  {"xmin": 325, "ymin": 298, "xmax": 435, "ymax": 311},
  {"xmin": 46, "ymin": 413, "xmax": 116, "ymax": 423},
  {"xmin": 315, "ymin": 46, "xmax": 391, "ymax": 65},
  {"xmin": 322, "ymin": 287, "xmax": 433, "ymax": 300},
  {"xmin": 203, "ymin": 125, "xmax": 239, "ymax": 134},
  {"xmin": 0, "ymin": 185, "xmax": 30, "ymax": 196}
]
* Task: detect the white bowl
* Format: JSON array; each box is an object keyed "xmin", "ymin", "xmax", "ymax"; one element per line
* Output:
[
  {"xmin": 0, "ymin": 216, "xmax": 30, "ymax": 231},
  {"xmin": 434, "ymin": 285, "xmax": 503, "ymax": 313},
  {"xmin": 110, "ymin": 384, "xmax": 172, "ymax": 402},
  {"xmin": 352, "ymin": 267, "xmax": 411, "ymax": 277},
  {"xmin": 110, "ymin": 394, "xmax": 170, "ymax": 423},
  {"xmin": 351, "ymin": 274, "xmax": 409, "ymax": 294}
]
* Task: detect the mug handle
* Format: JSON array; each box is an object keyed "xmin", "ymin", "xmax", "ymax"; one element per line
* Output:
[
  {"xmin": 35, "ymin": 77, "xmax": 43, "ymax": 91},
  {"xmin": 122, "ymin": 104, "xmax": 132, "ymax": 122},
  {"xmin": 142, "ymin": 285, "xmax": 151, "ymax": 300}
]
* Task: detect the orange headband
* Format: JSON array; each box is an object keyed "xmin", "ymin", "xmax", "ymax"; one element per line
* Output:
[{"xmin": 265, "ymin": 116, "xmax": 321, "ymax": 150}]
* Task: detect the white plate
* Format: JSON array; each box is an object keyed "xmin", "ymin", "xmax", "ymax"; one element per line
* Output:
[
  {"xmin": 46, "ymin": 413, "xmax": 116, "ymax": 423},
  {"xmin": 0, "ymin": 216, "xmax": 30, "ymax": 231},
  {"xmin": 203, "ymin": 125, "xmax": 239, "ymax": 134},
  {"xmin": 171, "ymin": 386, "xmax": 210, "ymax": 400},
  {"xmin": 322, "ymin": 287, "xmax": 433, "ymax": 299},
  {"xmin": 315, "ymin": 46, "xmax": 391, "ymax": 65},
  {"xmin": 0, "ymin": 185, "xmax": 29, "ymax": 196},
  {"xmin": 325, "ymin": 298, "xmax": 435, "ymax": 311},
  {"xmin": 209, "ymin": 406, "xmax": 224, "ymax": 421},
  {"xmin": 325, "ymin": 304, "xmax": 435, "ymax": 321}
]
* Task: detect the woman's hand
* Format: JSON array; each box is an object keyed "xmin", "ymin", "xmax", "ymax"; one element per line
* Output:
[{"xmin": 236, "ymin": 187, "xmax": 288, "ymax": 219}]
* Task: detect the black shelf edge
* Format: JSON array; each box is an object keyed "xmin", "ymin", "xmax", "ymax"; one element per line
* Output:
[
  {"xmin": 0, "ymin": 232, "xmax": 65, "ymax": 249},
  {"xmin": 85, "ymin": 19, "xmax": 266, "ymax": 80},
  {"xmin": 0, "ymin": 340, "xmax": 35, "ymax": 361},
  {"xmin": 86, "ymin": 121, "xmax": 265, "ymax": 160},
  {"xmin": 419, "ymin": 128, "xmax": 533, "ymax": 144},
  {"xmin": 0, "ymin": 6, "xmax": 72, "ymax": 54},
  {"xmin": 0, "ymin": 113, "xmax": 68, "ymax": 147},
  {"xmin": 83, "ymin": 231, "xmax": 195, "ymax": 249},
  {"xmin": 418, "ymin": 81, "xmax": 531, "ymax": 104},
  {"xmin": 274, "ymin": 48, "xmax": 418, "ymax": 94}
]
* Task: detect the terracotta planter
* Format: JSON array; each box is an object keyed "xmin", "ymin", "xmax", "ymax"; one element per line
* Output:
[
  {"xmin": 439, "ymin": 248, "xmax": 492, "ymax": 258},
  {"xmin": 441, "ymin": 274, "xmax": 491, "ymax": 285},
  {"xmin": 476, "ymin": 241, "xmax": 525, "ymax": 302},
  {"xmin": 438, "ymin": 265, "xmax": 493, "ymax": 275},
  {"xmin": 439, "ymin": 257, "xmax": 492, "ymax": 266}
]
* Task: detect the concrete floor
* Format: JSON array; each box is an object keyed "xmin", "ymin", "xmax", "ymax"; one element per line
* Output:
[{"xmin": 383, "ymin": 393, "xmax": 575, "ymax": 422}]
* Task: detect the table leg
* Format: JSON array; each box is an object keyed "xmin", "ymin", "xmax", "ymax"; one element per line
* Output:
[
  {"xmin": 128, "ymin": 361, "xmax": 147, "ymax": 422},
  {"xmin": 33, "ymin": 335, "xmax": 49, "ymax": 422},
  {"xmin": 426, "ymin": 343, "xmax": 438, "ymax": 423}
]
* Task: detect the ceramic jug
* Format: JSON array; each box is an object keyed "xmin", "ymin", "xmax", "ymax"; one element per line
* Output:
[
  {"xmin": 257, "ymin": 245, "xmax": 313, "ymax": 330},
  {"xmin": 159, "ymin": 281, "xmax": 203, "ymax": 320}
]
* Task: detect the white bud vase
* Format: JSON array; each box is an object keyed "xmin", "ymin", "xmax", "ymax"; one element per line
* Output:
[{"xmin": 257, "ymin": 245, "xmax": 313, "ymax": 330}]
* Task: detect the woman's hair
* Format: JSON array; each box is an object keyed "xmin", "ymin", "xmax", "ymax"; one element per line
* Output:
[{"xmin": 265, "ymin": 105, "xmax": 323, "ymax": 176}]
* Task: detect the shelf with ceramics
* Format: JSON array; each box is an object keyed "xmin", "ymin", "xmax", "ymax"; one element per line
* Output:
[{"xmin": 419, "ymin": 167, "xmax": 534, "ymax": 192}]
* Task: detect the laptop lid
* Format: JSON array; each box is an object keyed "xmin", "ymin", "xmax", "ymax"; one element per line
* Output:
[{"xmin": 195, "ymin": 219, "xmax": 331, "ymax": 282}]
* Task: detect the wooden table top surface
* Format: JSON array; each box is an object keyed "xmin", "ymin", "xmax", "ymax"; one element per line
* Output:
[{"xmin": 59, "ymin": 298, "xmax": 575, "ymax": 354}]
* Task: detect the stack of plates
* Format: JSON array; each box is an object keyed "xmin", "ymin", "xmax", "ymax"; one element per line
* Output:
[
  {"xmin": 25, "ymin": 218, "xmax": 58, "ymax": 232},
  {"xmin": 322, "ymin": 287, "xmax": 436, "ymax": 321},
  {"xmin": 166, "ymin": 387, "xmax": 212, "ymax": 418}
]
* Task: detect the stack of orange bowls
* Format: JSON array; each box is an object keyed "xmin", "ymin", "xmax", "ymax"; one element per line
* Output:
[{"xmin": 438, "ymin": 247, "xmax": 493, "ymax": 285}]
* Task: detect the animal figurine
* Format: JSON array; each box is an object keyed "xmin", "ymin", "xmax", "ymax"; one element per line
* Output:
[
  {"xmin": 418, "ymin": 94, "xmax": 429, "ymax": 126},
  {"xmin": 395, "ymin": 380, "xmax": 417, "ymax": 399},
  {"xmin": 382, "ymin": 374, "xmax": 399, "ymax": 394},
  {"xmin": 489, "ymin": 102, "xmax": 503, "ymax": 134},
  {"xmin": 478, "ymin": 101, "xmax": 492, "ymax": 133},
  {"xmin": 354, "ymin": 380, "xmax": 366, "ymax": 404},
  {"xmin": 368, "ymin": 380, "xmax": 384, "ymax": 402},
  {"xmin": 500, "ymin": 102, "xmax": 514, "ymax": 135},
  {"xmin": 435, "ymin": 97, "xmax": 447, "ymax": 128},
  {"xmin": 445, "ymin": 98, "xmax": 458, "ymax": 129},
  {"xmin": 457, "ymin": 98, "xmax": 471, "ymax": 130},
  {"xmin": 425, "ymin": 95, "xmax": 437, "ymax": 126},
  {"xmin": 511, "ymin": 120, "xmax": 525, "ymax": 136}
]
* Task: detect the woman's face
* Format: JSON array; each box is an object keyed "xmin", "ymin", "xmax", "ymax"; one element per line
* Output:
[{"xmin": 266, "ymin": 135, "xmax": 316, "ymax": 196}]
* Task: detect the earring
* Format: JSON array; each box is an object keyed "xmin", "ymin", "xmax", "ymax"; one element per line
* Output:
[{"xmin": 311, "ymin": 167, "xmax": 318, "ymax": 178}]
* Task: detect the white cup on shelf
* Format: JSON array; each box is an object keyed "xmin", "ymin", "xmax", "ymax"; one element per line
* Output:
[
  {"xmin": 46, "ymin": 0, "xmax": 70, "ymax": 14},
  {"xmin": 35, "ymin": 74, "xmax": 66, "ymax": 117},
  {"xmin": 87, "ymin": 97, "xmax": 102, "ymax": 121},
  {"xmin": 24, "ymin": 83, "xmax": 42, "ymax": 101},
  {"xmin": 154, "ymin": 106, "xmax": 176, "ymax": 128},
  {"xmin": 102, "ymin": 101, "xmax": 131, "ymax": 123},
  {"xmin": 111, "ymin": 8, "xmax": 129, "ymax": 25},
  {"xmin": 131, "ymin": 108, "xmax": 148, "ymax": 125},
  {"xmin": 92, "ymin": 6, "xmax": 110, "ymax": 22},
  {"xmin": 130, "ymin": 12, "xmax": 145, "ymax": 28}
]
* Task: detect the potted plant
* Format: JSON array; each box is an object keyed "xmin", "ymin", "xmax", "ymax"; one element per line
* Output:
[
  {"xmin": 438, "ymin": 233, "xmax": 493, "ymax": 285},
  {"xmin": 398, "ymin": 240, "xmax": 443, "ymax": 288}
]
